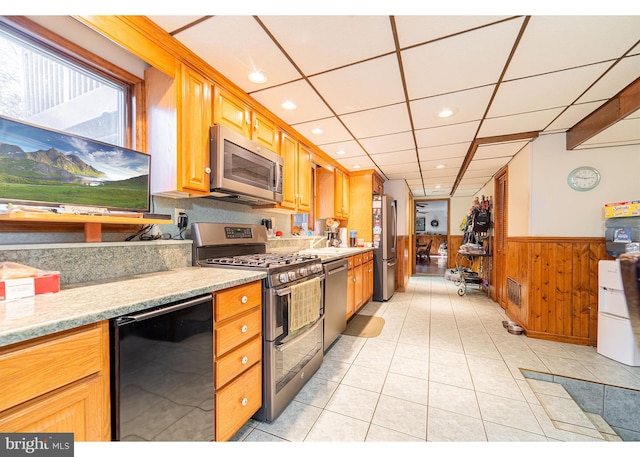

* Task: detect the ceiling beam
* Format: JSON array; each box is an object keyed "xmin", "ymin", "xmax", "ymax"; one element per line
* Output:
[{"xmin": 566, "ymin": 76, "xmax": 640, "ymax": 150}]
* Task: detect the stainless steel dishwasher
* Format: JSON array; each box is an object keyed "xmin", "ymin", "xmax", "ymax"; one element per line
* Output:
[{"xmin": 323, "ymin": 258, "xmax": 348, "ymax": 352}]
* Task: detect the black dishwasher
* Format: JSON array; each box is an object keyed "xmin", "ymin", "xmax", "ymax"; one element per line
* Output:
[{"xmin": 110, "ymin": 294, "xmax": 213, "ymax": 441}]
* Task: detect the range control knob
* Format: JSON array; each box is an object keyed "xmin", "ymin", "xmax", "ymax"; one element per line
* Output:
[
  {"xmin": 288, "ymin": 271, "xmax": 297, "ymax": 281},
  {"xmin": 299, "ymin": 267, "xmax": 308, "ymax": 276},
  {"xmin": 278, "ymin": 273, "xmax": 289, "ymax": 284}
]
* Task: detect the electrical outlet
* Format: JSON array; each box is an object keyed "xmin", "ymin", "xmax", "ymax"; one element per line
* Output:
[{"xmin": 174, "ymin": 208, "xmax": 185, "ymax": 225}]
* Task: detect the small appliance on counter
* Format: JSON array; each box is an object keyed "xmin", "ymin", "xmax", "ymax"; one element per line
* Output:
[{"xmin": 325, "ymin": 218, "xmax": 341, "ymax": 247}]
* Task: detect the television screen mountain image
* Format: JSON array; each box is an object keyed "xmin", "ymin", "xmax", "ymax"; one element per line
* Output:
[{"xmin": 0, "ymin": 115, "xmax": 150, "ymax": 211}]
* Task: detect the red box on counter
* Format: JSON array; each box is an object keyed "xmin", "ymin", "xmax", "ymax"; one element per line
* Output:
[
  {"xmin": 0, "ymin": 262, "xmax": 60, "ymax": 301},
  {"xmin": 0, "ymin": 273, "xmax": 60, "ymax": 301}
]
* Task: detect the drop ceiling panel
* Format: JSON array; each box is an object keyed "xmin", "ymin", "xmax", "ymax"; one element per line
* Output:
[
  {"xmin": 360, "ymin": 132, "xmax": 416, "ymax": 155},
  {"xmin": 402, "ymin": 19, "xmax": 524, "ymax": 99},
  {"xmin": 474, "ymin": 141, "xmax": 529, "ymax": 160},
  {"xmin": 369, "ymin": 150, "xmax": 419, "ymax": 166},
  {"xmin": 490, "ymin": 63, "xmax": 610, "ymax": 118},
  {"xmin": 466, "ymin": 156, "xmax": 511, "ymax": 171},
  {"xmin": 257, "ymin": 16, "xmax": 395, "ymax": 75},
  {"xmin": 337, "ymin": 156, "xmax": 376, "ymax": 171},
  {"xmin": 320, "ymin": 140, "xmax": 367, "ymax": 159},
  {"xmin": 171, "ymin": 16, "xmax": 300, "ymax": 91},
  {"xmin": 418, "ymin": 143, "xmax": 470, "ymax": 161},
  {"xmin": 339, "ymin": 104, "xmax": 412, "ymax": 138},
  {"xmin": 545, "ymin": 101, "xmax": 605, "ymax": 131},
  {"xmin": 577, "ymin": 54, "xmax": 640, "ymax": 104},
  {"xmin": 415, "ymin": 122, "xmax": 480, "ymax": 148},
  {"xmin": 394, "ymin": 16, "xmax": 512, "ymax": 48},
  {"xmin": 309, "ymin": 54, "xmax": 405, "ymax": 114},
  {"xmin": 386, "ymin": 171, "xmax": 422, "ymax": 180},
  {"xmin": 462, "ymin": 169, "xmax": 496, "ymax": 179},
  {"xmin": 292, "ymin": 117, "xmax": 353, "ymax": 145},
  {"xmin": 147, "ymin": 16, "xmax": 206, "ymax": 33},
  {"xmin": 251, "ymin": 80, "xmax": 334, "ymax": 124},
  {"xmin": 479, "ymin": 107, "xmax": 565, "ymax": 137},
  {"xmin": 379, "ymin": 162, "xmax": 421, "ymax": 175},
  {"xmin": 504, "ymin": 16, "xmax": 640, "ymax": 80},
  {"xmin": 410, "ymin": 85, "xmax": 495, "ymax": 129}
]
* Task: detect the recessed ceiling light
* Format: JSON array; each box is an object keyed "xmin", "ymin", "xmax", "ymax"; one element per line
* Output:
[
  {"xmin": 311, "ymin": 127, "xmax": 323, "ymax": 135},
  {"xmin": 336, "ymin": 150, "xmax": 346, "ymax": 155},
  {"xmin": 281, "ymin": 101, "xmax": 297, "ymax": 111},
  {"xmin": 353, "ymin": 165, "xmax": 361, "ymax": 169},
  {"xmin": 435, "ymin": 164, "xmax": 445, "ymax": 169},
  {"xmin": 438, "ymin": 108, "xmax": 453, "ymax": 118},
  {"xmin": 248, "ymin": 71, "xmax": 266, "ymax": 84},
  {"xmin": 435, "ymin": 185, "xmax": 442, "ymax": 189}
]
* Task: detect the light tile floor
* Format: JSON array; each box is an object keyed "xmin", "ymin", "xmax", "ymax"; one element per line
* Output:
[{"xmin": 232, "ymin": 275, "xmax": 640, "ymax": 442}]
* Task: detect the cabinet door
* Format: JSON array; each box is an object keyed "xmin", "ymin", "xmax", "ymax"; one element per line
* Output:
[
  {"xmin": 297, "ymin": 143, "xmax": 312, "ymax": 213},
  {"xmin": 341, "ymin": 170, "xmax": 350, "ymax": 218},
  {"xmin": 0, "ymin": 375, "xmax": 109, "ymax": 441},
  {"xmin": 347, "ymin": 266, "xmax": 355, "ymax": 320},
  {"xmin": 365, "ymin": 260, "xmax": 373, "ymax": 303},
  {"xmin": 179, "ymin": 64, "xmax": 211, "ymax": 194},
  {"xmin": 335, "ymin": 169, "xmax": 345, "ymax": 218},
  {"xmin": 280, "ymin": 132, "xmax": 298, "ymax": 210},
  {"xmin": 252, "ymin": 112, "xmax": 279, "ymax": 154},
  {"xmin": 354, "ymin": 263, "xmax": 364, "ymax": 311},
  {"xmin": 213, "ymin": 86, "xmax": 251, "ymax": 137}
]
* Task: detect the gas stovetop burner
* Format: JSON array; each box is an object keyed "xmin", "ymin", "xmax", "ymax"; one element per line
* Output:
[{"xmin": 204, "ymin": 253, "xmax": 319, "ymax": 270}]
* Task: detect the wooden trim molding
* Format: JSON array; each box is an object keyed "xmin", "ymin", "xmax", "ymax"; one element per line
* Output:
[{"xmin": 566, "ymin": 75, "xmax": 640, "ymax": 150}]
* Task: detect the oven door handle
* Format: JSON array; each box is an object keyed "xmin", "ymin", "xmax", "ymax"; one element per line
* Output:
[
  {"xmin": 275, "ymin": 316, "xmax": 324, "ymax": 352},
  {"xmin": 275, "ymin": 274, "xmax": 325, "ymax": 296}
]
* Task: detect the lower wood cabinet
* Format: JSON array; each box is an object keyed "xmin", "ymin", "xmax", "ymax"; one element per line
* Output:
[
  {"xmin": 0, "ymin": 321, "xmax": 111, "ymax": 441},
  {"xmin": 213, "ymin": 280, "xmax": 263, "ymax": 441},
  {"xmin": 347, "ymin": 252, "xmax": 374, "ymax": 320}
]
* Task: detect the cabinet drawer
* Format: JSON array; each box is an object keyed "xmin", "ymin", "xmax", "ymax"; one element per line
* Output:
[
  {"xmin": 215, "ymin": 336, "xmax": 261, "ymax": 389},
  {"xmin": 0, "ymin": 322, "xmax": 107, "ymax": 412},
  {"xmin": 215, "ymin": 307, "xmax": 261, "ymax": 357},
  {"xmin": 347, "ymin": 257, "xmax": 354, "ymax": 269},
  {"xmin": 215, "ymin": 362, "xmax": 262, "ymax": 441},
  {"xmin": 215, "ymin": 281, "xmax": 262, "ymax": 321},
  {"xmin": 353, "ymin": 254, "xmax": 363, "ymax": 266}
]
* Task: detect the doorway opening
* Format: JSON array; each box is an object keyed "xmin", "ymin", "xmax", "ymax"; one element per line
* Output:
[{"xmin": 414, "ymin": 199, "xmax": 449, "ymax": 276}]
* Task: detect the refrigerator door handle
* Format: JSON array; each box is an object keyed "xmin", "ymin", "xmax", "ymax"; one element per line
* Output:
[{"xmin": 387, "ymin": 260, "xmax": 397, "ymax": 267}]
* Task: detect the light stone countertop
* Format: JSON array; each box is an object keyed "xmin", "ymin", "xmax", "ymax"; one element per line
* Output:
[
  {"xmin": 0, "ymin": 267, "xmax": 266, "ymax": 347},
  {"xmin": 298, "ymin": 247, "xmax": 375, "ymax": 263}
]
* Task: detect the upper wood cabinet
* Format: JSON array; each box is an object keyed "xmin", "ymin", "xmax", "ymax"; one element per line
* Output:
[
  {"xmin": 280, "ymin": 132, "xmax": 311, "ymax": 213},
  {"xmin": 316, "ymin": 166, "xmax": 350, "ymax": 220},
  {"xmin": 349, "ymin": 170, "xmax": 385, "ymax": 243},
  {"xmin": 146, "ymin": 63, "xmax": 212, "ymax": 197},
  {"xmin": 335, "ymin": 168, "xmax": 350, "ymax": 219},
  {"xmin": 213, "ymin": 86, "xmax": 280, "ymax": 154},
  {"xmin": 180, "ymin": 64, "xmax": 212, "ymax": 194}
]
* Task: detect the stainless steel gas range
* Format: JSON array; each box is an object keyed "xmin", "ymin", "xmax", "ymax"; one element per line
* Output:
[{"xmin": 192, "ymin": 222, "xmax": 324, "ymax": 423}]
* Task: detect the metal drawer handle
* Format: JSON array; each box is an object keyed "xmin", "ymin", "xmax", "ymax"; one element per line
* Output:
[
  {"xmin": 241, "ymin": 398, "xmax": 248, "ymax": 406},
  {"xmin": 241, "ymin": 325, "xmax": 248, "ymax": 333},
  {"xmin": 241, "ymin": 356, "xmax": 249, "ymax": 365},
  {"xmin": 241, "ymin": 295, "xmax": 248, "ymax": 304}
]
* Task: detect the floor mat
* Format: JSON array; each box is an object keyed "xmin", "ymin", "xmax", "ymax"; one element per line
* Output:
[{"xmin": 342, "ymin": 315, "xmax": 385, "ymax": 338}]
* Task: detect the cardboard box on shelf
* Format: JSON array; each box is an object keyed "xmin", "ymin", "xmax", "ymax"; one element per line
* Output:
[{"xmin": 604, "ymin": 201, "xmax": 640, "ymax": 219}]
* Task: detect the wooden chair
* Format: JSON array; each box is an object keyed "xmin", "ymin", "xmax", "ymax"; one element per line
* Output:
[{"xmin": 417, "ymin": 239, "xmax": 433, "ymax": 263}]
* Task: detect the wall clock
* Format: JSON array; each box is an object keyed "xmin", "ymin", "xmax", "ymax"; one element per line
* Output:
[{"xmin": 567, "ymin": 166, "xmax": 600, "ymax": 191}]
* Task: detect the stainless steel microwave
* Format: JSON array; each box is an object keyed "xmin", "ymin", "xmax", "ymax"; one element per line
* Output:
[{"xmin": 209, "ymin": 124, "xmax": 284, "ymax": 205}]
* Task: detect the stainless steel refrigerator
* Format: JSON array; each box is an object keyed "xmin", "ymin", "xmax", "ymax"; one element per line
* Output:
[{"xmin": 373, "ymin": 194, "xmax": 397, "ymax": 301}]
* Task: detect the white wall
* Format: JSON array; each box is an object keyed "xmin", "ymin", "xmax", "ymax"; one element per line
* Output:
[
  {"xmin": 530, "ymin": 133, "xmax": 640, "ymax": 237},
  {"xmin": 450, "ymin": 196, "xmax": 472, "ymax": 236},
  {"xmin": 507, "ymin": 143, "xmax": 531, "ymax": 237},
  {"xmin": 384, "ymin": 179, "xmax": 411, "ymax": 236}
]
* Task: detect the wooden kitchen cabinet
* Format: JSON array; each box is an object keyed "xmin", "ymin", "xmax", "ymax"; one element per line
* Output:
[
  {"xmin": 347, "ymin": 253, "xmax": 372, "ymax": 319},
  {"xmin": 280, "ymin": 132, "xmax": 312, "ymax": 213},
  {"xmin": 0, "ymin": 322, "xmax": 111, "ymax": 441},
  {"xmin": 213, "ymin": 280, "xmax": 262, "ymax": 442},
  {"xmin": 316, "ymin": 166, "xmax": 350, "ymax": 220},
  {"xmin": 348, "ymin": 170, "xmax": 385, "ymax": 243},
  {"xmin": 146, "ymin": 63, "xmax": 212, "ymax": 197}
]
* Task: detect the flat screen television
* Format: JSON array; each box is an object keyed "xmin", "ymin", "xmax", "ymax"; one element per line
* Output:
[{"xmin": 0, "ymin": 114, "xmax": 150, "ymax": 213}]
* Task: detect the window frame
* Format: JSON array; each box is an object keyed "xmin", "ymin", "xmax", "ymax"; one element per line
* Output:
[{"xmin": 0, "ymin": 16, "xmax": 144, "ymax": 151}]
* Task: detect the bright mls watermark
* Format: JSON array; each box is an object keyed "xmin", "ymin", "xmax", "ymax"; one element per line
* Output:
[{"xmin": 1, "ymin": 433, "xmax": 73, "ymax": 456}]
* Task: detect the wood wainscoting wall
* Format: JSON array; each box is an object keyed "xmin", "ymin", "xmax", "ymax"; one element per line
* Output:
[
  {"xmin": 505, "ymin": 237, "xmax": 612, "ymax": 346},
  {"xmin": 448, "ymin": 235, "xmax": 463, "ymax": 269},
  {"xmin": 396, "ymin": 235, "xmax": 410, "ymax": 292}
]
